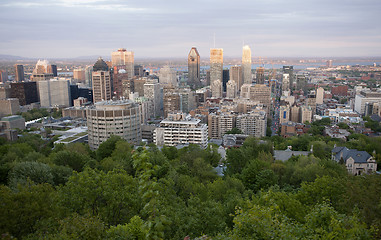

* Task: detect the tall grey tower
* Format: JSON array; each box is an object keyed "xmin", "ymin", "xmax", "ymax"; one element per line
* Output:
[
  {"xmin": 15, "ymin": 64, "xmax": 24, "ymax": 82},
  {"xmin": 210, "ymin": 48, "xmax": 223, "ymax": 98},
  {"xmin": 242, "ymin": 45, "xmax": 252, "ymax": 85},
  {"xmin": 188, "ymin": 47, "xmax": 200, "ymax": 89}
]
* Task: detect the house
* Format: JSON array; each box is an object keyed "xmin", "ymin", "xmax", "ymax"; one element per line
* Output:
[{"xmin": 332, "ymin": 146, "xmax": 377, "ymax": 175}]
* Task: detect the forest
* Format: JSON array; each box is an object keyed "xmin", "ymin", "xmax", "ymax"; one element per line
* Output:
[{"xmin": 0, "ymin": 133, "xmax": 381, "ymax": 239}]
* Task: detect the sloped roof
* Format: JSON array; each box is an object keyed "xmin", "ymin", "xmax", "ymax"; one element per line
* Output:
[
  {"xmin": 332, "ymin": 147, "xmax": 372, "ymax": 163},
  {"xmin": 274, "ymin": 150, "xmax": 310, "ymax": 162}
]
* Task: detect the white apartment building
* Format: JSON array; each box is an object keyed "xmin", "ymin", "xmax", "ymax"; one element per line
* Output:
[
  {"xmin": 154, "ymin": 113, "xmax": 208, "ymax": 148},
  {"xmin": 236, "ymin": 110, "xmax": 267, "ymax": 138}
]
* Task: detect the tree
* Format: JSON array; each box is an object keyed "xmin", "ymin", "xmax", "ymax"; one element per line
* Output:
[
  {"xmin": 96, "ymin": 135, "xmax": 124, "ymax": 161},
  {"xmin": 8, "ymin": 161, "xmax": 54, "ymax": 188}
]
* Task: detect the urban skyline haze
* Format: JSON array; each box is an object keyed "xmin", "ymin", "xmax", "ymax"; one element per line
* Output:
[{"xmin": 1, "ymin": 0, "xmax": 381, "ymax": 58}]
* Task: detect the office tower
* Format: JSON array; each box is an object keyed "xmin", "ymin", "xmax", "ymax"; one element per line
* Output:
[
  {"xmin": 134, "ymin": 65, "xmax": 144, "ymax": 77},
  {"xmin": 48, "ymin": 64, "xmax": 58, "ymax": 77},
  {"xmin": 10, "ymin": 82, "xmax": 38, "ymax": 106},
  {"xmin": 222, "ymin": 69, "xmax": 229, "ymax": 92},
  {"xmin": 0, "ymin": 99, "xmax": 20, "ymax": 118},
  {"xmin": 86, "ymin": 100, "xmax": 141, "ymax": 149},
  {"xmin": 38, "ymin": 79, "xmax": 71, "ymax": 107},
  {"xmin": 113, "ymin": 67, "xmax": 130, "ymax": 99},
  {"xmin": 296, "ymin": 75, "xmax": 308, "ymax": 94},
  {"xmin": 210, "ymin": 48, "xmax": 223, "ymax": 98},
  {"xmin": 208, "ymin": 112, "xmax": 235, "ymax": 139},
  {"xmin": 249, "ymin": 84, "xmax": 271, "ymax": 114},
  {"xmin": 111, "ymin": 48, "xmax": 134, "ymax": 79},
  {"xmin": 163, "ymin": 92, "xmax": 180, "ymax": 118},
  {"xmin": 31, "ymin": 60, "xmax": 54, "ymax": 81},
  {"xmin": 144, "ymin": 78, "xmax": 162, "ymax": 118},
  {"xmin": 159, "ymin": 66, "xmax": 177, "ymax": 86},
  {"xmin": 236, "ymin": 110, "xmax": 267, "ymax": 138},
  {"xmin": 283, "ymin": 66, "xmax": 294, "ymax": 90},
  {"xmin": 14, "ymin": 65, "xmax": 24, "ymax": 82},
  {"xmin": 92, "ymin": 57, "xmax": 111, "ymax": 103},
  {"xmin": 282, "ymin": 73, "xmax": 290, "ymax": 92},
  {"xmin": 73, "ymin": 68, "xmax": 86, "ymax": 83},
  {"xmin": 256, "ymin": 67, "xmax": 265, "ymax": 84},
  {"xmin": 230, "ymin": 65, "xmax": 243, "ymax": 92},
  {"xmin": 242, "ymin": 45, "xmax": 252, "ymax": 85},
  {"xmin": 206, "ymin": 70, "xmax": 211, "ymax": 86},
  {"xmin": 179, "ymin": 88, "xmax": 196, "ymax": 113},
  {"xmin": 327, "ymin": 60, "xmax": 333, "ymax": 68},
  {"xmin": 226, "ymin": 80, "xmax": 237, "ymax": 99},
  {"xmin": 188, "ymin": 47, "xmax": 201, "ymax": 89},
  {"xmin": 316, "ymin": 87, "xmax": 324, "ymax": 104},
  {"xmin": 154, "ymin": 113, "xmax": 208, "ymax": 148},
  {"xmin": 0, "ymin": 70, "xmax": 8, "ymax": 83},
  {"xmin": 85, "ymin": 66, "xmax": 93, "ymax": 87}
]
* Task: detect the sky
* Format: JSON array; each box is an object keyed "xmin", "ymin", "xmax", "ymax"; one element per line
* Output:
[{"xmin": 0, "ymin": 0, "xmax": 381, "ymax": 59}]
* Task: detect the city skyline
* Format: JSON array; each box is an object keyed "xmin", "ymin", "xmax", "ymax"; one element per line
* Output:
[{"xmin": 1, "ymin": 0, "xmax": 381, "ymax": 59}]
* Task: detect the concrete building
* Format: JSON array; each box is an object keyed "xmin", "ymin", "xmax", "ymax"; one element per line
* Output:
[
  {"xmin": 290, "ymin": 105, "xmax": 300, "ymax": 123},
  {"xmin": 111, "ymin": 48, "xmax": 134, "ymax": 79},
  {"xmin": 188, "ymin": 47, "xmax": 201, "ymax": 89},
  {"xmin": 242, "ymin": 45, "xmax": 252, "ymax": 85},
  {"xmin": 154, "ymin": 113, "xmax": 208, "ymax": 148},
  {"xmin": 208, "ymin": 112, "xmax": 235, "ymax": 139},
  {"xmin": 300, "ymin": 105, "xmax": 312, "ymax": 123},
  {"xmin": 159, "ymin": 66, "xmax": 177, "ymax": 87},
  {"xmin": 0, "ymin": 115, "xmax": 25, "ymax": 140},
  {"xmin": 296, "ymin": 75, "xmax": 308, "ymax": 94},
  {"xmin": 226, "ymin": 80, "xmax": 237, "ymax": 99},
  {"xmin": 236, "ymin": 110, "xmax": 267, "ymax": 138},
  {"xmin": 31, "ymin": 60, "xmax": 54, "ymax": 81},
  {"xmin": 256, "ymin": 67, "xmax": 265, "ymax": 84},
  {"xmin": 86, "ymin": 100, "xmax": 141, "ymax": 149},
  {"xmin": 10, "ymin": 82, "xmax": 38, "ymax": 106},
  {"xmin": 283, "ymin": 66, "xmax": 294, "ymax": 90},
  {"xmin": 316, "ymin": 87, "xmax": 324, "ymax": 104},
  {"xmin": 279, "ymin": 105, "xmax": 290, "ymax": 125},
  {"xmin": 282, "ymin": 73, "xmax": 290, "ymax": 92},
  {"xmin": 144, "ymin": 78, "xmax": 162, "ymax": 118},
  {"xmin": 38, "ymin": 79, "xmax": 71, "ymax": 108},
  {"xmin": 230, "ymin": 65, "xmax": 243, "ymax": 93},
  {"xmin": 210, "ymin": 48, "xmax": 223, "ymax": 98},
  {"xmin": 354, "ymin": 89, "xmax": 381, "ymax": 115},
  {"xmin": 0, "ymin": 98, "xmax": 20, "ymax": 118},
  {"xmin": 163, "ymin": 92, "xmax": 180, "ymax": 118},
  {"xmin": 73, "ymin": 68, "xmax": 86, "ymax": 83},
  {"xmin": 92, "ymin": 57, "xmax": 111, "ymax": 103},
  {"xmin": 134, "ymin": 65, "xmax": 144, "ymax": 77},
  {"xmin": 85, "ymin": 65, "xmax": 93, "ymax": 88},
  {"xmin": 14, "ymin": 65, "xmax": 24, "ymax": 82}
]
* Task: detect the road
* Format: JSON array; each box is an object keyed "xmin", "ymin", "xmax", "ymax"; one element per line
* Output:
[{"xmin": 271, "ymin": 81, "xmax": 281, "ymax": 136}]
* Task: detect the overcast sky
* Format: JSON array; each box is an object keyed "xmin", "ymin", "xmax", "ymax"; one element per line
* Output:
[{"xmin": 0, "ymin": 0, "xmax": 380, "ymax": 59}]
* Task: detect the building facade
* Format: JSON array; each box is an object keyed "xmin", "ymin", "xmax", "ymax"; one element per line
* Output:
[
  {"xmin": 242, "ymin": 45, "xmax": 252, "ymax": 85},
  {"xmin": 188, "ymin": 47, "xmax": 201, "ymax": 89},
  {"xmin": 210, "ymin": 48, "xmax": 223, "ymax": 98}
]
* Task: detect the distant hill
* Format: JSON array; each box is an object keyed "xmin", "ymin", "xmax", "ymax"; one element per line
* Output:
[{"xmin": 0, "ymin": 54, "xmax": 33, "ymax": 61}]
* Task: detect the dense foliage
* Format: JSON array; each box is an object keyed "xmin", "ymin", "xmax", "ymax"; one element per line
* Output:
[{"xmin": 0, "ymin": 134, "xmax": 381, "ymax": 239}]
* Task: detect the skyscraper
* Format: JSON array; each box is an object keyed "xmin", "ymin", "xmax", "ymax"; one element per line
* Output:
[
  {"xmin": 242, "ymin": 45, "xmax": 252, "ymax": 85},
  {"xmin": 111, "ymin": 48, "xmax": 134, "ymax": 79},
  {"xmin": 159, "ymin": 66, "xmax": 177, "ymax": 86},
  {"xmin": 92, "ymin": 57, "xmax": 111, "ymax": 103},
  {"xmin": 188, "ymin": 47, "xmax": 200, "ymax": 89},
  {"xmin": 296, "ymin": 75, "xmax": 308, "ymax": 94},
  {"xmin": 283, "ymin": 66, "xmax": 294, "ymax": 90},
  {"xmin": 256, "ymin": 67, "xmax": 265, "ymax": 84},
  {"xmin": 14, "ymin": 65, "xmax": 24, "ymax": 82},
  {"xmin": 230, "ymin": 65, "xmax": 243, "ymax": 92},
  {"xmin": 210, "ymin": 48, "xmax": 223, "ymax": 98}
]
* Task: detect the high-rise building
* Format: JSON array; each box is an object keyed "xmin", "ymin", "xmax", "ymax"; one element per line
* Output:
[
  {"xmin": 154, "ymin": 113, "xmax": 208, "ymax": 148},
  {"xmin": 188, "ymin": 47, "xmax": 201, "ymax": 89},
  {"xmin": 163, "ymin": 92, "xmax": 180, "ymax": 118},
  {"xmin": 38, "ymin": 78, "xmax": 71, "ymax": 108},
  {"xmin": 236, "ymin": 110, "xmax": 267, "ymax": 138},
  {"xmin": 144, "ymin": 78, "xmax": 162, "ymax": 118},
  {"xmin": 283, "ymin": 66, "xmax": 294, "ymax": 90},
  {"xmin": 230, "ymin": 65, "xmax": 243, "ymax": 92},
  {"xmin": 0, "ymin": 70, "xmax": 8, "ymax": 83},
  {"xmin": 300, "ymin": 105, "xmax": 312, "ymax": 123},
  {"xmin": 49, "ymin": 64, "xmax": 58, "ymax": 77},
  {"xmin": 159, "ymin": 66, "xmax": 177, "ymax": 86},
  {"xmin": 210, "ymin": 48, "xmax": 223, "ymax": 98},
  {"xmin": 222, "ymin": 69, "xmax": 229, "ymax": 92},
  {"xmin": 92, "ymin": 57, "xmax": 111, "ymax": 103},
  {"xmin": 10, "ymin": 82, "xmax": 39, "ymax": 106},
  {"xmin": 73, "ymin": 68, "xmax": 86, "ymax": 83},
  {"xmin": 296, "ymin": 75, "xmax": 308, "ymax": 94},
  {"xmin": 226, "ymin": 80, "xmax": 237, "ymax": 99},
  {"xmin": 31, "ymin": 60, "xmax": 54, "ymax": 81},
  {"xmin": 113, "ymin": 68, "xmax": 129, "ymax": 99},
  {"xmin": 316, "ymin": 87, "xmax": 324, "ymax": 104},
  {"xmin": 208, "ymin": 112, "xmax": 235, "ymax": 139},
  {"xmin": 242, "ymin": 45, "xmax": 252, "ymax": 85},
  {"xmin": 86, "ymin": 100, "xmax": 141, "ymax": 149},
  {"xmin": 111, "ymin": 48, "xmax": 134, "ymax": 79},
  {"xmin": 14, "ymin": 65, "xmax": 24, "ymax": 82},
  {"xmin": 290, "ymin": 105, "xmax": 300, "ymax": 122},
  {"xmin": 256, "ymin": 67, "xmax": 265, "ymax": 84},
  {"xmin": 354, "ymin": 89, "xmax": 381, "ymax": 115},
  {"xmin": 134, "ymin": 65, "xmax": 144, "ymax": 77},
  {"xmin": 282, "ymin": 73, "xmax": 290, "ymax": 92},
  {"xmin": 279, "ymin": 105, "xmax": 290, "ymax": 124},
  {"xmin": 85, "ymin": 65, "xmax": 93, "ymax": 88},
  {"xmin": 0, "ymin": 99, "xmax": 20, "ymax": 118},
  {"xmin": 327, "ymin": 60, "xmax": 333, "ymax": 68}
]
